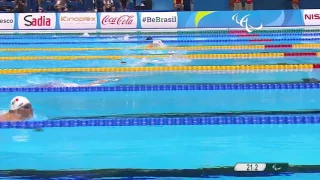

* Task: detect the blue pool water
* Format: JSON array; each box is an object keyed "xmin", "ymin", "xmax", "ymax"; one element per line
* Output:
[{"xmin": 1, "ymin": 31, "xmax": 320, "ymax": 179}]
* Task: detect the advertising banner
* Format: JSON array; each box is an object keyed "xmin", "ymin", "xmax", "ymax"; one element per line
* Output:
[
  {"xmin": 100, "ymin": 12, "xmax": 137, "ymax": 29},
  {"xmin": 59, "ymin": 13, "xmax": 97, "ymax": 29},
  {"xmin": 140, "ymin": 12, "xmax": 178, "ymax": 28},
  {"xmin": 302, "ymin": 9, "xmax": 320, "ymax": 26},
  {"xmin": 0, "ymin": 13, "xmax": 14, "ymax": 30},
  {"xmin": 18, "ymin": 13, "xmax": 56, "ymax": 29},
  {"xmin": 178, "ymin": 10, "xmax": 305, "ymax": 31}
]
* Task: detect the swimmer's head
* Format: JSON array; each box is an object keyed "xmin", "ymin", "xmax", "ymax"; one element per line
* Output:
[
  {"xmin": 168, "ymin": 50, "xmax": 175, "ymax": 55},
  {"xmin": 123, "ymin": 34, "xmax": 130, "ymax": 41},
  {"xmin": 9, "ymin": 96, "xmax": 33, "ymax": 119},
  {"xmin": 152, "ymin": 40, "xmax": 163, "ymax": 46},
  {"xmin": 146, "ymin": 37, "xmax": 153, "ymax": 40}
]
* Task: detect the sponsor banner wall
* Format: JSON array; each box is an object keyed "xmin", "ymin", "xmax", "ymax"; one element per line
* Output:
[
  {"xmin": 177, "ymin": 10, "xmax": 305, "ymax": 29},
  {"xmin": 59, "ymin": 13, "xmax": 97, "ymax": 29},
  {"xmin": 0, "ymin": 13, "xmax": 15, "ymax": 30},
  {"xmin": 302, "ymin": 10, "xmax": 320, "ymax": 26},
  {"xmin": 18, "ymin": 13, "xmax": 56, "ymax": 29},
  {"xmin": 100, "ymin": 12, "xmax": 137, "ymax": 29},
  {"xmin": 5, "ymin": 11, "xmax": 314, "ymax": 31},
  {"xmin": 140, "ymin": 12, "xmax": 178, "ymax": 28}
]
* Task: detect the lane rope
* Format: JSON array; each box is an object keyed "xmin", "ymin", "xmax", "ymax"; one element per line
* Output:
[
  {"xmin": 1, "ymin": 38, "xmax": 320, "ymax": 44},
  {"xmin": 2, "ymin": 44, "xmax": 320, "ymax": 52},
  {"xmin": 1, "ymin": 115, "xmax": 320, "ymax": 129},
  {"xmin": 2, "ymin": 83, "xmax": 320, "ymax": 92},
  {"xmin": 0, "ymin": 64, "xmax": 314, "ymax": 74},
  {"xmin": 1, "ymin": 29, "xmax": 320, "ymax": 36},
  {"xmin": 1, "ymin": 33, "xmax": 320, "ymax": 39},
  {"xmin": 0, "ymin": 52, "xmax": 318, "ymax": 60}
]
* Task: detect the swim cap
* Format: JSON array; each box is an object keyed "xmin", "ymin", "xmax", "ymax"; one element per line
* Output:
[
  {"xmin": 168, "ymin": 50, "xmax": 175, "ymax": 54},
  {"xmin": 10, "ymin": 96, "xmax": 31, "ymax": 111},
  {"xmin": 146, "ymin": 37, "xmax": 153, "ymax": 40},
  {"xmin": 152, "ymin": 40, "xmax": 163, "ymax": 45}
]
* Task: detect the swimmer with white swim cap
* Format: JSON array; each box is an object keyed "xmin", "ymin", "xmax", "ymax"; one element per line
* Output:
[
  {"xmin": 0, "ymin": 96, "xmax": 33, "ymax": 122},
  {"xmin": 147, "ymin": 40, "xmax": 164, "ymax": 48},
  {"xmin": 168, "ymin": 50, "xmax": 175, "ymax": 55}
]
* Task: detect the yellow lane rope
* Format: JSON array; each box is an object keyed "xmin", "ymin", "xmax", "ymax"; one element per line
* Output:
[
  {"xmin": 0, "ymin": 53, "xmax": 287, "ymax": 60},
  {"xmin": 0, "ymin": 64, "xmax": 313, "ymax": 74},
  {"xmin": 1, "ymin": 44, "xmax": 320, "ymax": 52},
  {"xmin": 292, "ymin": 44, "xmax": 320, "ymax": 49}
]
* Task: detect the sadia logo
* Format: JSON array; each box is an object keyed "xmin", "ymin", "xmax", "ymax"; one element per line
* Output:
[
  {"xmin": 24, "ymin": 15, "xmax": 51, "ymax": 26},
  {"xmin": 232, "ymin": 14, "xmax": 263, "ymax": 33},
  {"xmin": 0, "ymin": 19, "xmax": 13, "ymax": 23}
]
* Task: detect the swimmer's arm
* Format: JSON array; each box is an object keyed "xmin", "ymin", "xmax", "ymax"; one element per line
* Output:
[
  {"xmin": 0, "ymin": 114, "xmax": 8, "ymax": 122},
  {"xmin": 83, "ymin": 78, "xmax": 120, "ymax": 86},
  {"xmin": 69, "ymin": 75, "xmax": 125, "ymax": 79},
  {"xmin": 86, "ymin": 79, "xmax": 109, "ymax": 86}
]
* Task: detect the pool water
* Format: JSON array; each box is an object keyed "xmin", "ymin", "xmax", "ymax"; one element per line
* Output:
[{"xmin": 1, "ymin": 30, "xmax": 320, "ymax": 179}]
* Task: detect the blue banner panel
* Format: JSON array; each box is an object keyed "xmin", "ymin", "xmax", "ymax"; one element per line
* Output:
[{"xmin": 178, "ymin": 10, "xmax": 305, "ymax": 29}]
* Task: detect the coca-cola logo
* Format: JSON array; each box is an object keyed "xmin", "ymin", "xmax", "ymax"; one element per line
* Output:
[{"xmin": 102, "ymin": 15, "xmax": 134, "ymax": 25}]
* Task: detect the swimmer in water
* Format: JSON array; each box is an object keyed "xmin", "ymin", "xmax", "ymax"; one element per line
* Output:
[
  {"xmin": 168, "ymin": 50, "xmax": 175, "ymax": 55},
  {"xmin": 37, "ymin": 78, "xmax": 120, "ymax": 88},
  {"xmin": 0, "ymin": 96, "xmax": 33, "ymax": 122},
  {"xmin": 147, "ymin": 40, "xmax": 164, "ymax": 48}
]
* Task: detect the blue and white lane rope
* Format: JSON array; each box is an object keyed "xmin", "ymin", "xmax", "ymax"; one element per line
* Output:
[
  {"xmin": 1, "ymin": 115, "xmax": 320, "ymax": 129},
  {"xmin": 0, "ymin": 33, "xmax": 320, "ymax": 39},
  {"xmin": 1, "ymin": 83, "xmax": 320, "ymax": 92},
  {"xmin": 1, "ymin": 38, "xmax": 320, "ymax": 44}
]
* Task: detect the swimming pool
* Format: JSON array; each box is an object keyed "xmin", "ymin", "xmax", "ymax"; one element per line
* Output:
[{"xmin": 1, "ymin": 28, "xmax": 320, "ymax": 179}]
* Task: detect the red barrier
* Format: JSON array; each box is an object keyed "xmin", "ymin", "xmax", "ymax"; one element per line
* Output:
[
  {"xmin": 313, "ymin": 64, "xmax": 320, "ymax": 68},
  {"xmin": 265, "ymin": 44, "xmax": 293, "ymax": 48}
]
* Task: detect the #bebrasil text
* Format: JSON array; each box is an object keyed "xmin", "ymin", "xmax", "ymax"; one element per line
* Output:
[{"xmin": 144, "ymin": 16, "xmax": 177, "ymax": 23}]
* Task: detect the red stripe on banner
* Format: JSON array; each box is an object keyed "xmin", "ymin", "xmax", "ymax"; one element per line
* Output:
[
  {"xmin": 284, "ymin": 52, "xmax": 317, "ymax": 57},
  {"xmin": 249, "ymin": 39, "xmax": 273, "ymax": 42},
  {"xmin": 265, "ymin": 44, "xmax": 293, "ymax": 48},
  {"xmin": 237, "ymin": 34, "xmax": 259, "ymax": 37},
  {"xmin": 313, "ymin": 64, "xmax": 320, "ymax": 68}
]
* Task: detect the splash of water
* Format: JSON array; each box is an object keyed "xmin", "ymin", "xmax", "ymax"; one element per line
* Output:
[{"xmin": 80, "ymin": 32, "xmax": 90, "ymax": 37}]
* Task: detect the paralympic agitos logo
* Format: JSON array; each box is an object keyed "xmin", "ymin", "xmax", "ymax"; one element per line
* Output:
[{"xmin": 232, "ymin": 14, "xmax": 263, "ymax": 33}]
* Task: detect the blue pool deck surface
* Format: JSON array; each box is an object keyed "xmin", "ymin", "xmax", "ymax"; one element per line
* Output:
[{"xmin": 1, "ymin": 30, "xmax": 320, "ymax": 179}]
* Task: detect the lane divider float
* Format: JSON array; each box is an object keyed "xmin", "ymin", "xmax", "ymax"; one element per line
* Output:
[
  {"xmin": 0, "ymin": 64, "xmax": 314, "ymax": 74},
  {"xmin": 2, "ymin": 33, "xmax": 320, "ymax": 39},
  {"xmin": 1, "ymin": 115, "xmax": 320, "ymax": 129},
  {"xmin": 2, "ymin": 82, "xmax": 320, "ymax": 92},
  {"xmin": 3, "ymin": 38, "xmax": 320, "ymax": 44},
  {"xmin": 0, "ymin": 52, "xmax": 318, "ymax": 60},
  {"xmin": 1, "ymin": 29, "xmax": 320, "ymax": 36}
]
